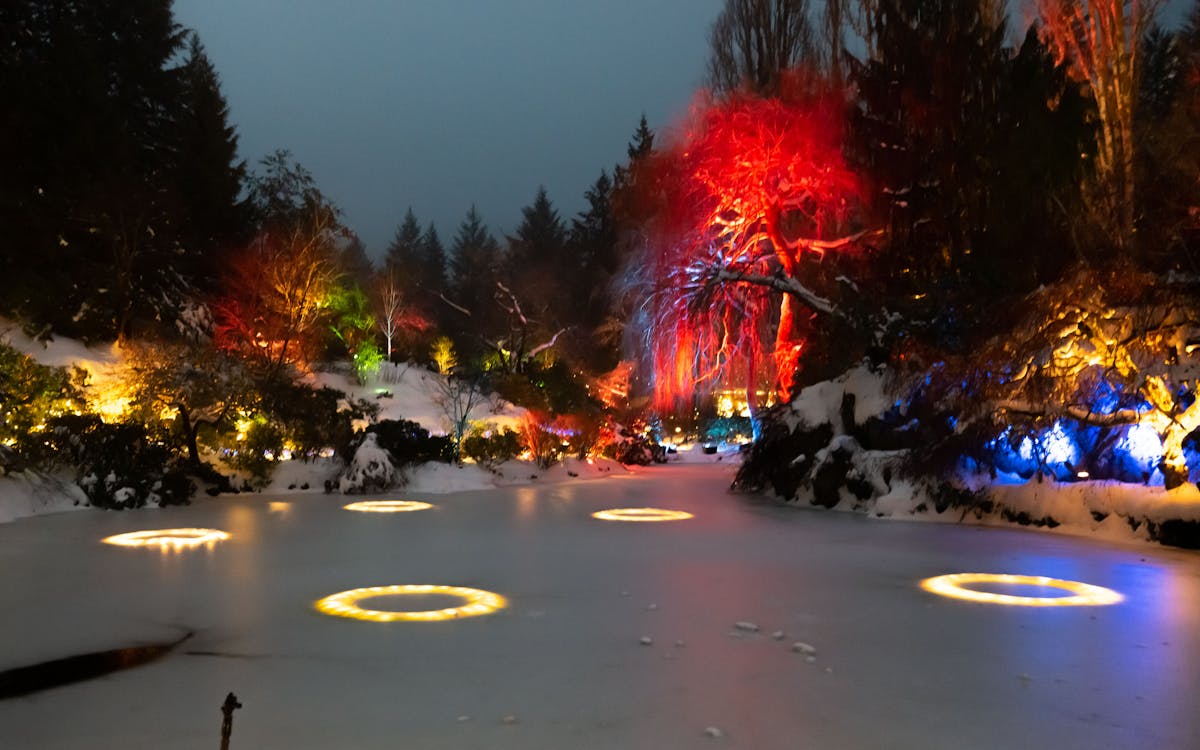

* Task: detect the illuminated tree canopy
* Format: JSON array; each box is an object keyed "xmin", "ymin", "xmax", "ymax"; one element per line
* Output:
[{"xmin": 634, "ymin": 77, "xmax": 871, "ymax": 410}]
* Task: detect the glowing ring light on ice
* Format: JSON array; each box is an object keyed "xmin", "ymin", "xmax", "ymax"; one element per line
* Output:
[
  {"xmin": 920, "ymin": 573, "xmax": 1123, "ymax": 607},
  {"xmin": 343, "ymin": 500, "xmax": 433, "ymax": 513},
  {"xmin": 591, "ymin": 508, "xmax": 694, "ymax": 522},
  {"xmin": 102, "ymin": 528, "xmax": 230, "ymax": 549},
  {"xmin": 315, "ymin": 585, "xmax": 506, "ymax": 622}
]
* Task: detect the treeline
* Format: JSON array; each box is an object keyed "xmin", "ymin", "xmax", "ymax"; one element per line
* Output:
[{"xmin": 0, "ymin": 1, "xmax": 646, "ymax": 391}]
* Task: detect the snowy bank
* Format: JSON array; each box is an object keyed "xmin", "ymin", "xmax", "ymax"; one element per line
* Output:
[{"xmin": 737, "ymin": 364, "xmax": 1200, "ymax": 549}]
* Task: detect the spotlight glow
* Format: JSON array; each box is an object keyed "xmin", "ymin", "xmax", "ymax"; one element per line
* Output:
[
  {"xmin": 315, "ymin": 585, "xmax": 506, "ymax": 622},
  {"xmin": 920, "ymin": 573, "xmax": 1123, "ymax": 606},
  {"xmin": 343, "ymin": 500, "xmax": 433, "ymax": 513},
  {"xmin": 592, "ymin": 508, "xmax": 694, "ymax": 522},
  {"xmin": 102, "ymin": 528, "xmax": 230, "ymax": 549}
]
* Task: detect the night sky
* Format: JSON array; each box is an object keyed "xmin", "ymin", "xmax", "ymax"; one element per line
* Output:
[{"xmin": 171, "ymin": 0, "xmax": 727, "ymax": 258}]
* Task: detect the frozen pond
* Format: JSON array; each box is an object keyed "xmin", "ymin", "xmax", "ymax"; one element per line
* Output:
[{"xmin": 1, "ymin": 464, "xmax": 1198, "ymax": 749}]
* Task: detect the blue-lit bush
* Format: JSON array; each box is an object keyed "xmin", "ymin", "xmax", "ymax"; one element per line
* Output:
[{"xmin": 985, "ymin": 418, "xmax": 1167, "ymax": 484}]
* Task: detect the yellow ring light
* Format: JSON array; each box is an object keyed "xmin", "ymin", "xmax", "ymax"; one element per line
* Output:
[
  {"xmin": 591, "ymin": 508, "xmax": 694, "ymax": 522},
  {"xmin": 315, "ymin": 585, "xmax": 506, "ymax": 622},
  {"xmin": 343, "ymin": 500, "xmax": 433, "ymax": 513},
  {"xmin": 102, "ymin": 528, "xmax": 230, "ymax": 549},
  {"xmin": 920, "ymin": 573, "xmax": 1123, "ymax": 606}
]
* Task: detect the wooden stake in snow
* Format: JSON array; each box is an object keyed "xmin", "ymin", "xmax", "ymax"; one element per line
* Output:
[{"xmin": 219, "ymin": 692, "xmax": 242, "ymax": 750}]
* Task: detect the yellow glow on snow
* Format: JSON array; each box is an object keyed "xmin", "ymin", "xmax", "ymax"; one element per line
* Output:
[
  {"xmin": 920, "ymin": 573, "xmax": 1123, "ymax": 606},
  {"xmin": 592, "ymin": 508, "xmax": 694, "ymax": 522},
  {"xmin": 343, "ymin": 500, "xmax": 433, "ymax": 513},
  {"xmin": 314, "ymin": 585, "xmax": 506, "ymax": 622},
  {"xmin": 103, "ymin": 528, "xmax": 230, "ymax": 549}
]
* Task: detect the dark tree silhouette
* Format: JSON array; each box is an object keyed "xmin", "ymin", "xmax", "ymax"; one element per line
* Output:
[{"xmin": 707, "ymin": 0, "xmax": 819, "ymax": 95}]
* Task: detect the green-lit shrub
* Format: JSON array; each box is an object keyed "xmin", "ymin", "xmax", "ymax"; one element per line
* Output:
[{"xmin": 228, "ymin": 421, "xmax": 285, "ymax": 483}]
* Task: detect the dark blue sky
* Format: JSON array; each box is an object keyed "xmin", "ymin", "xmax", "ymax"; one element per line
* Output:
[{"xmin": 172, "ymin": 0, "xmax": 727, "ymax": 258}]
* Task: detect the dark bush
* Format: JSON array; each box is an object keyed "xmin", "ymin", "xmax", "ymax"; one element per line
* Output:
[
  {"xmin": 259, "ymin": 381, "xmax": 374, "ymax": 460},
  {"xmin": 22, "ymin": 415, "xmax": 192, "ymax": 508},
  {"xmin": 366, "ymin": 419, "xmax": 454, "ymax": 466},
  {"xmin": 732, "ymin": 411, "xmax": 834, "ymax": 500}
]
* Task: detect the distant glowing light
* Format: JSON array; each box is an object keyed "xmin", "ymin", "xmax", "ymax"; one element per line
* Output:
[
  {"xmin": 592, "ymin": 508, "xmax": 694, "ymax": 522},
  {"xmin": 315, "ymin": 584, "xmax": 506, "ymax": 622},
  {"xmin": 920, "ymin": 573, "xmax": 1123, "ymax": 606},
  {"xmin": 103, "ymin": 528, "xmax": 230, "ymax": 549},
  {"xmin": 343, "ymin": 500, "xmax": 433, "ymax": 513}
]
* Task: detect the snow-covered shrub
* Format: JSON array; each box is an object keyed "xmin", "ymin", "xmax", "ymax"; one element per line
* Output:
[
  {"xmin": 734, "ymin": 365, "xmax": 933, "ymax": 511},
  {"xmin": 24, "ymin": 415, "xmax": 192, "ymax": 508},
  {"xmin": 600, "ymin": 422, "xmax": 667, "ymax": 466},
  {"xmin": 339, "ymin": 433, "xmax": 399, "ymax": 494},
  {"xmin": 367, "ymin": 419, "xmax": 453, "ymax": 466}
]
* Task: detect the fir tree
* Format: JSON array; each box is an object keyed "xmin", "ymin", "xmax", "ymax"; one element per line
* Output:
[
  {"xmin": 419, "ymin": 222, "xmax": 448, "ymax": 294},
  {"xmin": 174, "ymin": 34, "xmax": 248, "ymax": 289},
  {"xmin": 507, "ymin": 186, "xmax": 566, "ymax": 270},
  {"xmin": 448, "ymin": 207, "xmax": 501, "ymax": 347},
  {"xmin": 385, "ymin": 208, "xmax": 423, "ymax": 275},
  {"xmin": 0, "ymin": 0, "xmax": 200, "ymax": 338}
]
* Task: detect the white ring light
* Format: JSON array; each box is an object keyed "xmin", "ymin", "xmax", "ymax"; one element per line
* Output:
[
  {"xmin": 102, "ymin": 528, "xmax": 230, "ymax": 549},
  {"xmin": 920, "ymin": 573, "xmax": 1123, "ymax": 606},
  {"xmin": 592, "ymin": 508, "xmax": 694, "ymax": 522},
  {"xmin": 343, "ymin": 500, "xmax": 433, "ymax": 513},
  {"xmin": 315, "ymin": 585, "xmax": 506, "ymax": 622}
]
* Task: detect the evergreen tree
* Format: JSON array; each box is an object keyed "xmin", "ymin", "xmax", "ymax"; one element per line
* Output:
[
  {"xmin": 448, "ymin": 207, "xmax": 501, "ymax": 349},
  {"xmin": 507, "ymin": 186, "xmax": 567, "ymax": 270},
  {"xmin": 338, "ymin": 234, "xmax": 374, "ymax": 288},
  {"xmin": 0, "ymin": 0, "xmax": 202, "ymax": 339},
  {"xmin": 174, "ymin": 33, "xmax": 248, "ymax": 289},
  {"xmin": 613, "ymin": 115, "xmax": 657, "ymax": 215},
  {"xmin": 627, "ymin": 114, "xmax": 656, "ymax": 162},
  {"xmin": 419, "ymin": 222, "xmax": 448, "ymax": 294},
  {"xmin": 501, "ymin": 187, "xmax": 571, "ymax": 367},
  {"xmin": 385, "ymin": 208, "xmax": 422, "ymax": 275},
  {"xmin": 847, "ymin": 1, "xmax": 1087, "ymax": 350},
  {"xmin": 1135, "ymin": 11, "xmax": 1200, "ymax": 266},
  {"xmin": 568, "ymin": 171, "xmax": 620, "ymax": 370},
  {"xmin": 571, "ymin": 171, "xmax": 617, "ymax": 282}
]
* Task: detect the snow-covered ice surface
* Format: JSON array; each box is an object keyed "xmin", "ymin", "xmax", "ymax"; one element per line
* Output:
[{"xmin": 2, "ymin": 464, "xmax": 1199, "ymax": 749}]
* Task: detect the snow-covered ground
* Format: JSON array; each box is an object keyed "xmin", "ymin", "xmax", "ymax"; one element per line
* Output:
[{"xmin": 1, "ymin": 464, "xmax": 1198, "ymax": 749}]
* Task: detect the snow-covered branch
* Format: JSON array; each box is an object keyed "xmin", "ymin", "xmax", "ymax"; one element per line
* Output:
[
  {"xmin": 996, "ymin": 400, "xmax": 1142, "ymax": 427},
  {"xmin": 713, "ymin": 268, "xmax": 837, "ymax": 315},
  {"xmin": 527, "ymin": 328, "xmax": 567, "ymax": 360}
]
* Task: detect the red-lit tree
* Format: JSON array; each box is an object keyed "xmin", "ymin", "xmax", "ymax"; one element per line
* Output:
[
  {"xmin": 633, "ymin": 77, "xmax": 871, "ymax": 411},
  {"xmin": 213, "ymin": 207, "xmax": 341, "ymax": 379}
]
